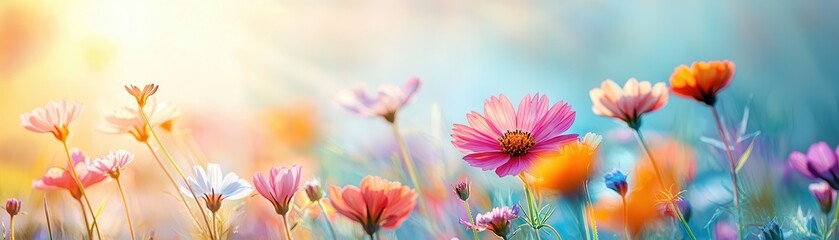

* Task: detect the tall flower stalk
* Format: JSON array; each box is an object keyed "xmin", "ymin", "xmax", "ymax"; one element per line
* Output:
[
  {"xmin": 126, "ymin": 84, "xmax": 214, "ymax": 237},
  {"xmin": 453, "ymin": 180, "xmax": 479, "ymax": 240},
  {"xmin": 305, "ymin": 180, "xmax": 336, "ymax": 240},
  {"xmin": 61, "ymin": 139, "xmax": 103, "ymax": 240},
  {"xmin": 89, "ymin": 150, "xmax": 137, "ymax": 240}
]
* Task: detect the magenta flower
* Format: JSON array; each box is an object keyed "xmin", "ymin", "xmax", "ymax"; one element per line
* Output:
[
  {"xmin": 253, "ymin": 164, "xmax": 302, "ymax": 216},
  {"xmin": 451, "ymin": 94, "xmax": 577, "ymax": 177},
  {"xmin": 89, "ymin": 150, "xmax": 135, "ymax": 179},
  {"xmin": 5, "ymin": 198, "xmax": 21, "ymax": 216},
  {"xmin": 460, "ymin": 205, "xmax": 520, "ymax": 239},
  {"xmin": 336, "ymin": 77, "xmax": 420, "ymax": 122},
  {"xmin": 809, "ymin": 182, "xmax": 836, "ymax": 214},
  {"xmin": 32, "ymin": 149, "xmax": 108, "ymax": 199},
  {"xmin": 19, "ymin": 99, "xmax": 85, "ymax": 141},
  {"xmin": 789, "ymin": 142, "xmax": 839, "ymax": 189}
]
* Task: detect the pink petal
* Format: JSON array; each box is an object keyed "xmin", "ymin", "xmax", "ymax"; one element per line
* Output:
[
  {"xmin": 807, "ymin": 142, "xmax": 837, "ymax": 173},
  {"xmin": 463, "ymin": 152, "xmax": 509, "ymax": 170},
  {"xmin": 483, "ymin": 95, "xmax": 516, "ymax": 133}
]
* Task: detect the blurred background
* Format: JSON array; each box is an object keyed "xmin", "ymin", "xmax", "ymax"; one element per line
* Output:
[{"xmin": 1, "ymin": 0, "xmax": 838, "ymax": 239}]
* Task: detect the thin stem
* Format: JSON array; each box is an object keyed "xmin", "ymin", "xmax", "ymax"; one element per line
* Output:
[
  {"xmin": 672, "ymin": 202, "xmax": 697, "ymax": 240},
  {"xmin": 115, "ymin": 178, "xmax": 136, "ymax": 240},
  {"xmin": 584, "ymin": 182, "xmax": 599, "ymax": 240},
  {"xmin": 829, "ymin": 206, "xmax": 839, "ymax": 239},
  {"xmin": 76, "ymin": 198, "xmax": 91, "ymax": 239},
  {"xmin": 317, "ymin": 201, "xmax": 337, "ymax": 240},
  {"xmin": 710, "ymin": 106, "xmax": 742, "ymax": 239},
  {"xmin": 43, "ymin": 197, "xmax": 53, "ymax": 240},
  {"xmin": 9, "ymin": 215, "xmax": 14, "ymax": 240},
  {"xmin": 464, "ymin": 200, "xmax": 479, "ymax": 240},
  {"xmin": 581, "ymin": 200, "xmax": 590, "ymax": 240},
  {"xmin": 390, "ymin": 122, "xmax": 427, "ymax": 215},
  {"xmin": 368, "ymin": 232, "xmax": 375, "ymax": 240},
  {"xmin": 621, "ymin": 196, "xmax": 629, "ymax": 240},
  {"xmin": 62, "ymin": 141, "xmax": 101, "ymax": 240},
  {"xmin": 519, "ymin": 174, "xmax": 541, "ymax": 240},
  {"xmin": 633, "ymin": 129, "xmax": 696, "ymax": 240},
  {"xmin": 143, "ymin": 142, "xmax": 203, "ymax": 230},
  {"xmin": 545, "ymin": 225, "xmax": 563, "ymax": 240},
  {"xmin": 281, "ymin": 214, "xmax": 293, "ymax": 240},
  {"xmin": 139, "ymin": 106, "xmax": 213, "ymax": 237}
]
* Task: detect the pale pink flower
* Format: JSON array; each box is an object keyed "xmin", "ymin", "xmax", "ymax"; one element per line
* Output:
[
  {"xmin": 32, "ymin": 149, "xmax": 108, "ymax": 199},
  {"xmin": 451, "ymin": 94, "xmax": 578, "ymax": 177},
  {"xmin": 809, "ymin": 182, "xmax": 836, "ymax": 214},
  {"xmin": 100, "ymin": 101, "xmax": 181, "ymax": 142},
  {"xmin": 88, "ymin": 150, "xmax": 135, "ymax": 179},
  {"xmin": 125, "ymin": 84, "xmax": 159, "ymax": 107},
  {"xmin": 789, "ymin": 142, "xmax": 839, "ymax": 189},
  {"xmin": 19, "ymin": 99, "xmax": 85, "ymax": 141},
  {"xmin": 460, "ymin": 205, "xmax": 520, "ymax": 239},
  {"xmin": 253, "ymin": 165, "xmax": 302, "ymax": 216},
  {"xmin": 336, "ymin": 77, "xmax": 420, "ymax": 122},
  {"xmin": 329, "ymin": 176, "xmax": 417, "ymax": 235},
  {"xmin": 590, "ymin": 78, "xmax": 669, "ymax": 129}
]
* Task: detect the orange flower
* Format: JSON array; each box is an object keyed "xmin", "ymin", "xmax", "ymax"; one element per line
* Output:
[
  {"xmin": 125, "ymin": 84, "xmax": 159, "ymax": 107},
  {"xmin": 669, "ymin": 60, "xmax": 735, "ymax": 106},
  {"xmin": 594, "ymin": 137, "xmax": 696, "ymax": 237},
  {"xmin": 329, "ymin": 176, "xmax": 417, "ymax": 236},
  {"xmin": 533, "ymin": 133, "xmax": 602, "ymax": 195}
]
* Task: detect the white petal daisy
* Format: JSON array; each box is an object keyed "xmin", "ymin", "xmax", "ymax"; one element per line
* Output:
[{"xmin": 181, "ymin": 163, "xmax": 253, "ymax": 212}]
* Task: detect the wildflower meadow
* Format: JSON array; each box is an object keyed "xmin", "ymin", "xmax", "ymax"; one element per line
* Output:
[{"xmin": 1, "ymin": 1, "xmax": 838, "ymax": 240}]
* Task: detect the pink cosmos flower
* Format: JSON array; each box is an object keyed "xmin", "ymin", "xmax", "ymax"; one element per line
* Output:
[
  {"xmin": 252, "ymin": 164, "xmax": 302, "ymax": 216},
  {"xmin": 451, "ymin": 94, "xmax": 577, "ymax": 177},
  {"xmin": 32, "ymin": 149, "xmax": 108, "ymax": 199},
  {"xmin": 335, "ymin": 77, "xmax": 420, "ymax": 122},
  {"xmin": 460, "ymin": 205, "xmax": 520, "ymax": 239},
  {"xmin": 88, "ymin": 150, "xmax": 135, "ymax": 179},
  {"xmin": 19, "ymin": 99, "xmax": 85, "ymax": 141},
  {"xmin": 100, "ymin": 101, "xmax": 181, "ymax": 142},
  {"xmin": 809, "ymin": 182, "xmax": 836, "ymax": 214},
  {"xmin": 589, "ymin": 78, "xmax": 668, "ymax": 129},
  {"xmin": 789, "ymin": 142, "xmax": 839, "ymax": 189},
  {"xmin": 329, "ymin": 176, "xmax": 417, "ymax": 236}
]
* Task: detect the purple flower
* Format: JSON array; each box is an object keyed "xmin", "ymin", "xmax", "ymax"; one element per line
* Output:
[
  {"xmin": 5, "ymin": 198, "xmax": 21, "ymax": 216},
  {"xmin": 604, "ymin": 169, "xmax": 628, "ymax": 197},
  {"xmin": 658, "ymin": 199, "xmax": 692, "ymax": 222},
  {"xmin": 452, "ymin": 179, "xmax": 471, "ymax": 201},
  {"xmin": 461, "ymin": 205, "xmax": 519, "ymax": 239},
  {"xmin": 809, "ymin": 182, "xmax": 836, "ymax": 214},
  {"xmin": 336, "ymin": 77, "xmax": 420, "ymax": 122},
  {"xmin": 789, "ymin": 142, "xmax": 839, "ymax": 189}
]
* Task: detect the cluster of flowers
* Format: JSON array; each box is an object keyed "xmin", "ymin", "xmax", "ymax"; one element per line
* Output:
[{"xmin": 2, "ymin": 59, "xmax": 831, "ymax": 240}]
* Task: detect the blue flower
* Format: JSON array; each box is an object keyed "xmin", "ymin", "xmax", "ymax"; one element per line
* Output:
[{"xmin": 604, "ymin": 169, "xmax": 628, "ymax": 196}]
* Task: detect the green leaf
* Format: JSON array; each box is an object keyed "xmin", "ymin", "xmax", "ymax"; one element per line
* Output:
[
  {"xmin": 89, "ymin": 192, "xmax": 110, "ymax": 233},
  {"xmin": 735, "ymin": 139, "xmax": 756, "ymax": 173}
]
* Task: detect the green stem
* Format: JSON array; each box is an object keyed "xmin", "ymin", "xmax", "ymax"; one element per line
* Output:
[
  {"xmin": 710, "ymin": 106, "xmax": 742, "ymax": 239},
  {"xmin": 622, "ymin": 196, "xmax": 629, "ymax": 240},
  {"xmin": 390, "ymin": 122, "xmax": 427, "ymax": 215},
  {"xmin": 143, "ymin": 142, "xmax": 203, "ymax": 233},
  {"xmin": 580, "ymin": 201, "xmax": 590, "ymax": 240},
  {"xmin": 76, "ymin": 198, "xmax": 91, "ymax": 239},
  {"xmin": 584, "ymin": 182, "xmax": 599, "ymax": 240},
  {"xmin": 62, "ymin": 141, "xmax": 101, "ymax": 240},
  {"xmin": 464, "ymin": 200, "xmax": 480, "ymax": 240},
  {"xmin": 212, "ymin": 211, "xmax": 218, "ymax": 240},
  {"xmin": 545, "ymin": 225, "xmax": 563, "ymax": 240},
  {"xmin": 115, "ymin": 178, "xmax": 137, "ymax": 240},
  {"xmin": 139, "ymin": 106, "xmax": 213, "ymax": 238},
  {"xmin": 281, "ymin": 214, "xmax": 293, "ymax": 240},
  {"xmin": 672, "ymin": 202, "xmax": 697, "ymax": 240},
  {"xmin": 43, "ymin": 197, "xmax": 53, "ymax": 240},
  {"xmin": 634, "ymin": 129, "xmax": 696, "ymax": 240},
  {"xmin": 519, "ymin": 174, "xmax": 541, "ymax": 240},
  {"xmin": 317, "ymin": 201, "xmax": 337, "ymax": 240}
]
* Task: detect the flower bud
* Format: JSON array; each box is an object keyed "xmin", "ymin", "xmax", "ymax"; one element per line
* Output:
[
  {"xmin": 452, "ymin": 179, "xmax": 471, "ymax": 201},
  {"xmin": 809, "ymin": 182, "xmax": 836, "ymax": 215},
  {"xmin": 5, "ymin": 198, "xmax": 21, "ymax": 216},
  {"xmin": 604, "ymin": 169, "xmax": 628, "ymax": 197},
  {"xmin": 305, "ymin": 179, "xmax": 323, "ymax": 202}
]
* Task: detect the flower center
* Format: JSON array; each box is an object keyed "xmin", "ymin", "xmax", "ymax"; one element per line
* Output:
[
  {"xmin": 499, "ymin": 130, "xmax": 535, "ymax": 157},
  {"xmin": 202, "ymin": 189, "xmax": 224, "ymax": 213}
]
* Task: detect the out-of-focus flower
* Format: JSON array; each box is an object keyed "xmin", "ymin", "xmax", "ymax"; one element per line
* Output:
[
  {"xmin": 594, "ymin": 138, "xmax": 696, "ymax": 237},
  {"xmin": 125, "ymin": 84, "xmax": 159, "ymax": 107},
  {"xmin": 809, "ymin": 182, "xmax": 835, "ymax": 215},
  {"xmin": 533, "ymin": 133, "xmax": 601, "ymax": 195},
  {"xmin": 604, "ymin": 169, "xmax": 628, "ymax": 197},
  {"xmin": 100, "ymin": 101, "xmax": 181, "ymax": 142},
  {"xmin": 19, "ymin": 99, "xmax": 85, "ymax": 141},
  {"xmin": 714, "ymin": 221, "xmax": 738, "ymax": 240},
  {"xmin": 32, "ymin": 149, "xmax": 108, "ymax": 199},
  {"xmin": 253, "ymin": 165, "xmax": 302, "ymax": 216},
  {"xmin": 452, "ymin": 179, "xmax": 471, "ymax": 201},
  {"xmin": 789, "ymin": 142, "xmax": 839, "ymax": 189},
  {"xmin": 761, "ymin": 219, "xmax": 784, "ymax": 240},
  {"xmin": 329, "ymin": 176, "xmax": 417, "ymax": 235},
  {"xmin": 304, "ymin": 179, "xmax": 322, "ymax": 202},
  {"xmin": 460, "ymin": 205, "xmax": 519, "ymax": 239},
  {"xmin": 88, "ymin": 150, "xmax": 135, "ymax": 179},
  {"xmin": 336, "ymin": 77, "xmax": 420, "ymax": 122},
  {"xmin": 452, "ymin": 94, "xmax": 578, "ymax": 177},
  {"xmin": 658, "ymin": 198, "xmax": 692, "ymax": 222},
  {"xmin": 4, "ymin": 198, "xmax": 21, "ymax": 216},
  {"xmin": 589, "ymin": 79, "xmax": 668, "ymax": 129},
  {"xmin": 182, "ymin": 163, "xmax": 252, "ymax": 213},
  {"xmin": 669, "ymin": 60, "xmax": 735, "ymax": 106}
]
